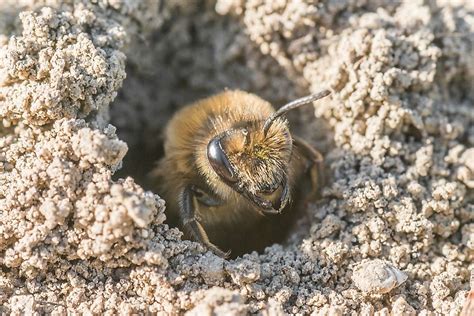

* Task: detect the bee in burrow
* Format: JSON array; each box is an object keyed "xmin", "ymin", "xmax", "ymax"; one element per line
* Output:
[{"xmin": 150, "ymin": 89, "xmax": 331, "ymax": 257}]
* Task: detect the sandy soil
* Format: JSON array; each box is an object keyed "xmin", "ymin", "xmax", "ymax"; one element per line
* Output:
[{"xmin": 0, "ymin": 0, "xmax": 473, "ymax": 314}]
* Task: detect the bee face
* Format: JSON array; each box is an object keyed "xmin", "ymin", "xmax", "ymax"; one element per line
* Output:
[{"xmin": 207, "ymin": 118, "xmax": 292, "ymax": 212}]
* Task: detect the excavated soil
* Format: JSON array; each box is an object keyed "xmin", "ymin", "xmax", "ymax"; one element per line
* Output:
[{"xmin": 1, "ymin": 0, "xmax": 473, "ymax": 314}]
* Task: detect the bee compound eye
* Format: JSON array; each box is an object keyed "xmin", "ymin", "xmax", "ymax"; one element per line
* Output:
[{"xmin": 207, "ymin": 137, "xmax": 238, "ymax": 183}]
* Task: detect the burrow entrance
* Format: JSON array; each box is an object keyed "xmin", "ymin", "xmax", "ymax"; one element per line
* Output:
[{"xmin": 110, "ymin": 6, "xmax": 332, "ymax": 257}]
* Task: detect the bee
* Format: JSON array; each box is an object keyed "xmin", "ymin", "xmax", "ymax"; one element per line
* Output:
[{"xmin": 150, "ymin": 89, "xmax": 330, "ymax": 257}]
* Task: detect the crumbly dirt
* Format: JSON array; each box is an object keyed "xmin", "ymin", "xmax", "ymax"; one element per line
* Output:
[{"xmin": 0, "ymin": 0, "xmax": 473, "ymax": 315}]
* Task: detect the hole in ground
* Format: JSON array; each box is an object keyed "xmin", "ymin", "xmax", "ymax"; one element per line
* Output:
[{"xmin": 110, "ymin": 4, "xmax": 332, "ymax": 258}]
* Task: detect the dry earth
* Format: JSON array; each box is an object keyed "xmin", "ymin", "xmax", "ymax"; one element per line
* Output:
[{"xmin": 0, "ymin": 0, "xmax": 473, "ymax": 314}]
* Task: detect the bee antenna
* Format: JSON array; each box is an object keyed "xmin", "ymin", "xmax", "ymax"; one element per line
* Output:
[{"xmin": 263, "ymin": 89, "xmax": 331, "ymax": 136}]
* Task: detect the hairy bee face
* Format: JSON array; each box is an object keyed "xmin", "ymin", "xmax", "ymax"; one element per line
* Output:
[{"xmin": 207, "ymin": 118, "xmax": 292, "ymax": 212}]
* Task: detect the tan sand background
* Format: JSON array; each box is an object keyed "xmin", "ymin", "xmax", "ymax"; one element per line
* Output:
[{"xmin": 0, "ymin": 0, "xmax": 473, "ymax": 314}]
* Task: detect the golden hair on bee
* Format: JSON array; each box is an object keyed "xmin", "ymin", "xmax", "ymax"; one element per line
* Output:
[{"xmin": 150, "ymin": 89, "xmax": 330, "ymax": 257}]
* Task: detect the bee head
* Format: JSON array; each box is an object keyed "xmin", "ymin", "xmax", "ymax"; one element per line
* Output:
[
  {"xmin": 207, "ymin": 118, "xmax": 292, "ymax": 212},
  {"xmin": 208, "ymin": 120, "xmax": 292, "ymax": 189},
  {"xmin": 206, "ymin": 89, "xmax": 330, "ymax": 213}
]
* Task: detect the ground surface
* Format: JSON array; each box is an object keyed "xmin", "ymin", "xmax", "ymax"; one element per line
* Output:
[{"xmin": 0, "ymin": 0, "xmax": 473, "ymax": 314}]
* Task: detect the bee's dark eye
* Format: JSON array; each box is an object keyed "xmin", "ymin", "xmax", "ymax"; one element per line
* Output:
[{"xmin": 207, "ymin": 136, "xmax": 238, "ymax": 183}]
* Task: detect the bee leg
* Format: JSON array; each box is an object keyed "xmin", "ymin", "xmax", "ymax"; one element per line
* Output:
[
  {"xmin": 192, "ymin": 186, "xmax": 222, "ymax": 207},
  {"xmin": 293, "ymin": 136, "xmax": 325, "ymax": 198},
  {"xmin": 180, "ymin": 185, "xmax": 230, "ymax": 258}
]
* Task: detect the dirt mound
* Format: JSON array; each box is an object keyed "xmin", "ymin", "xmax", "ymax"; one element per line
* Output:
[{"xmin": 1, "ymin": 1, "xmax": 472, "ymax": 314}]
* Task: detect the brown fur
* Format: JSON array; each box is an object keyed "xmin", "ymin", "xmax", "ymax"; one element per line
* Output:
[{"xmin": 150, "ymin": 90, "xmax": 316, "ymax": 256}]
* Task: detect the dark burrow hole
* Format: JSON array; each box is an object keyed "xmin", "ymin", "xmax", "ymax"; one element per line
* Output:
[
  {"xmin": 112, "ymin": 110, "xmax": 328, "ymax": 259},
  {"xmin": 110, "ymin": 6, "xmax": 332, "ymax": 258}
]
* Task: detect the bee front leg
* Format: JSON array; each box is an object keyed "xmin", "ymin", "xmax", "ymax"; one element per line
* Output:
[
  {"xmin": 180, "ymin": 185, "xmax": 230, "ymax": 258},
  {"xmin": 293, "ymin": 136, "xmax": 325, "ymax": 198}
]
